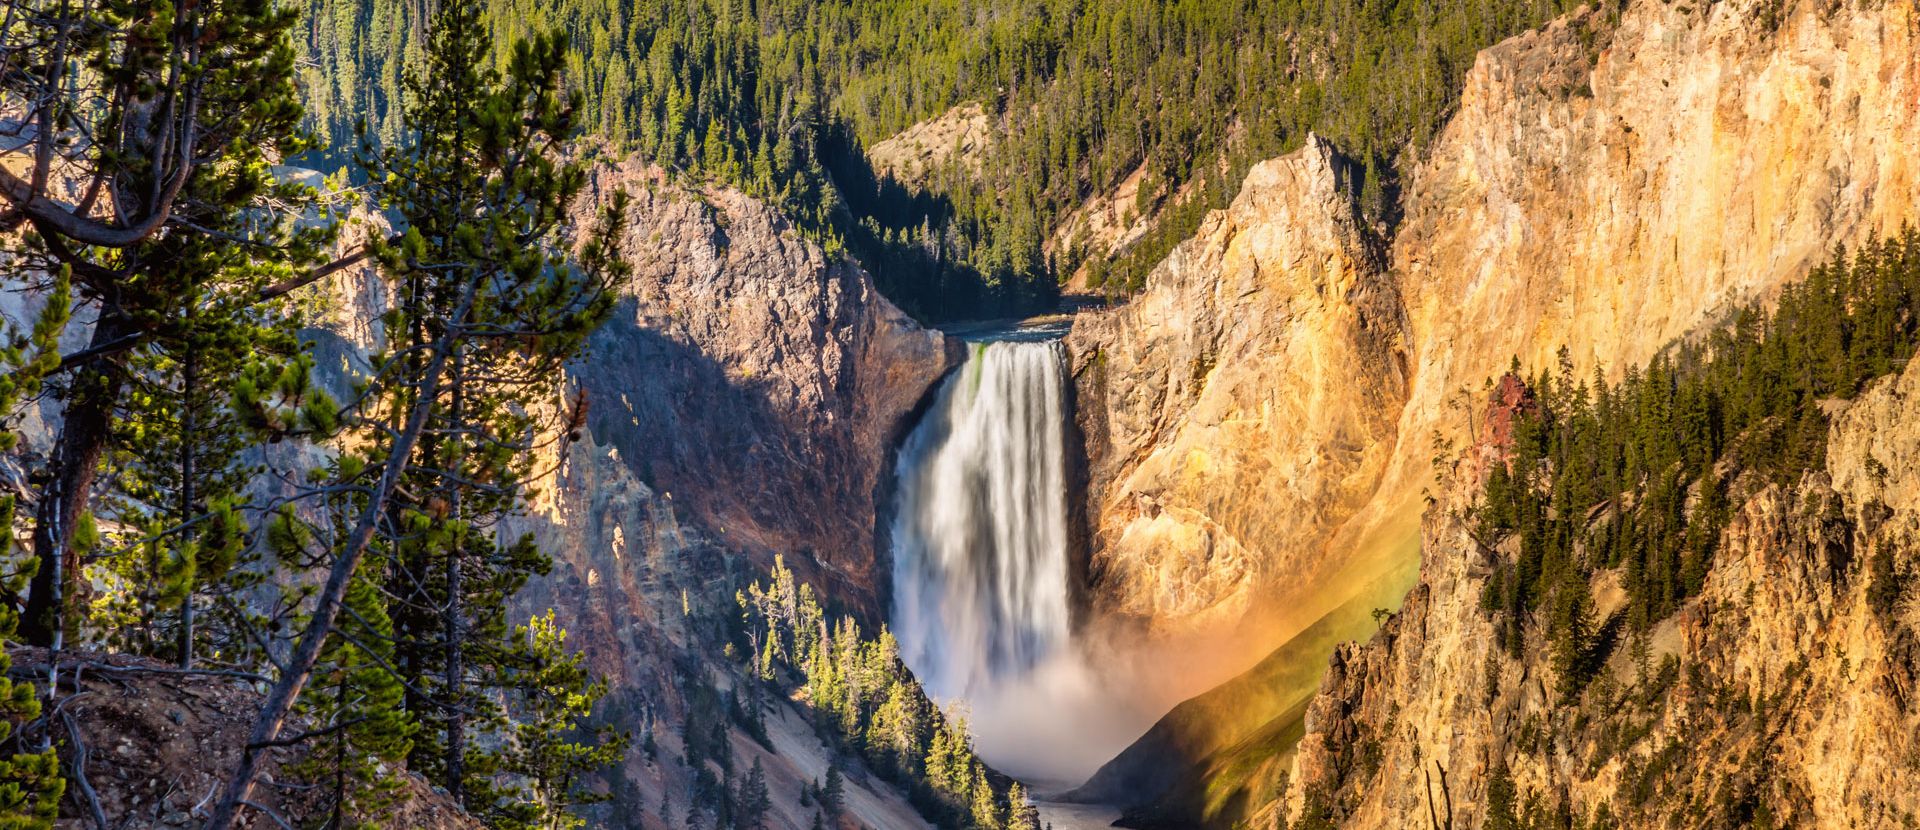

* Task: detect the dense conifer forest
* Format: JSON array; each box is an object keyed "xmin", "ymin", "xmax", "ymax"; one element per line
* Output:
[{"xmin": 297, "ymin": 0, "xmax": 1588, "ymax": 319}]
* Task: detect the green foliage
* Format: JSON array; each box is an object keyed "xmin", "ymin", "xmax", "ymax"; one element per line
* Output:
[
  {"xmin": 0, "ymin": 276, "xmax": 73, "ymax": 829},
  {"xmin": 1867, "ymin": 547, "xmax": 1908, "ymax": 625},
  {"xmin": 253, "ymin": 1, "xmax": 628, "ymax": 824},
  {"xmin": 1485, "ymin": 761, "xmax": 1521, "ymax": 830},
  {"xmin": 1473, "ymin": 231, "xmax": 1920, "ymax": 697},
  {"xmin": 821, "ymin": 764, "xmax": 846, "ymax": 819},
  {"xmin": 296, "ymin": 0, "xmax": 426, "ymax": 170},
  {"xmin": 284, "ymin": 538, "xmax": 417, "ymax": 827},
  {"xmin": 10, "ymin": 0, "xmax": 335, "ymax": 652},
  {"xmin": 733, "ymin": 556, "xmax": 1019, "ymax": 829},
  {"xmin": 1290, "ymin": 785, "xmax": 1340, "ymax": 830},
  {"xmin": 1005, "ymin": 782, "xmax": 1038, "ymax": 830},
  {"xmin": 342, "ymin": 1, "xmax": 626, "ymax": 820},
  {"xmin": 733, "ymin": 758, "xmax": 770, "ymax": 830},
  {"xmin": 0, "ymin": 271, "xmax": 72, "ymax": 452},
  {"xmin": 95, "ymin": 283, "xmax": 318, "ymax": 667},
  {"xmin": 302, "ymin": 0, "xmax": 1586, "ymax": 319},
  {"xmin": 9, "ymin": 0, "xmax": 624, "ymax": 824},
  {"xmin": 490, "ymin": 613, "xmax": 629, "ymax": 830},
  {"xmin": 526, "ymin": 0, "xmax": 1587, "ymax": 302}
]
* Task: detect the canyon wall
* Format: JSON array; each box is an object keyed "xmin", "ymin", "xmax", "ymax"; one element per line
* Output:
[
  {"xmin": 1380, "ymin": 0, "xmax": 1920, "ymax": 529},
  {"xmin": 552, "ymin": 158, "xmax": 958, "ymax": 612},
  {"xmin": 1074, "ymin": 0, "xmax": 1920, "ymax": 646},
  {"xmin": 1276, "ymin": 341, "xmax": 1920, "ymax": 829},
  {"xmin": 517, "ymin": 160, "xmax": 957, "ymax": 829},
  {"xmin": 1074, "ymin": 0, "xmax": 1920, "ymax": 819},
  {"xmin": 1067, "ymin": 135, "xmax": 1411, "ymax": 638},
  {"xmin": 305, "ymin": 159, "xmax": 959, "ymax": 829}
]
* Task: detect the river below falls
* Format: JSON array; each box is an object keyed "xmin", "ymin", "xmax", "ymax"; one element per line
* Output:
[{"xmin": 1035, "ymin": 800, "xmax": 1125, "ymax": 829}]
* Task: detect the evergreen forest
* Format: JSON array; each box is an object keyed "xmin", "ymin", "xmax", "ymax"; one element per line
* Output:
[
  {"xmin": 1473, "ymin": 232, "xmax": 1920, "ymax": 699},
  {"xmin": 297, "ymin": 0, "xmax": 1590, "ymax": 319}
]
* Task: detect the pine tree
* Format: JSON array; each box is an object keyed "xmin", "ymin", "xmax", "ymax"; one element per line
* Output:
[
  {"xmin": 737, "ymin": 757, "xmax": 771, "ymax": 830},
  {"xmin": 98, "ymin": 294, "xmax": 309, "ymax": 668},
  {"xmin": 1549, "ymin": 564, "xmax": 1596, "ymax": 698},
  {"xmin": 206, "ymin": 2, "xmax": 627, "ymax": 824},
  {"xmin": 868, "ymin": 676, "xmax": 919, "ymax": 773},
  {"xmin": 1007, "ymin": 782, "xmax": 1039, "ymax": 830},
  {"xmin": 822, "ymin": 762, "xmax": 847, "ymax": 818},
  {"xmin": 490, "ymin": 613, "xmax": 627, "ymax": 829},
  {"xmin": 5, "ymin": 0, "xmax": 339, "ymax": 654},
  {"xmin": 354, "ymin": 0, "xmax": 626, "ymax": 813},
  {"xmin": 969, "ymin": 762, "xmax": 1003, "ymax": 830},
  {"xmin": 284, "ymin": 523, "xmax": 417, "ymax": 827},
  {"xmin": 926, "ymin": 728, "xmax": 954, "ymax": 798}
]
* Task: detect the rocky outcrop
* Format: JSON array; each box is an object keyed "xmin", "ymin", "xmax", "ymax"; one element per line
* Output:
[
  {"xmin": 1076, "ymin": 0, "xmax": 1920, "ymax": 819},
  {"xmin": 558, "ymin": 158, "xmax": 959, "ymax": 611},
  {"xmin": 865, "ymin": 103, "xmax": 993, "ymax": 190},
  {"xmin": 1273, "ymin": 345, "xmax": 1920, "ymax": 830},
  {"xmin": 1067, "ymin": 135, "xmax": 1410, "ymax": 638}
]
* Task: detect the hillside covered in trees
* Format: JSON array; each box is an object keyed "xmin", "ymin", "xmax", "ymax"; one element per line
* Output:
[
  {"xmin": 297, "ymin": 0, "xmax": 1586, "ymax": 319},
  {"xmin": 1471, "ymin": 232, "xmax": 1920, "ymax": 704},
  {"xmin": 734, "ymin": 557, "xmax": 1041, "ymax": 830}
]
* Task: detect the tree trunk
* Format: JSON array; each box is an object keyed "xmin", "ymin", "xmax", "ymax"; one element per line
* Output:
[
  {"xmin": 22, "ymin": 312, "xmax": 132, "ymax": 647},
  {"xmin": 177, "ymin": 338, "xmax": 198, "ymax": 667},
  {"xmin": 444, "ymin": 351, "xmax": 466, "ymax": 806}
]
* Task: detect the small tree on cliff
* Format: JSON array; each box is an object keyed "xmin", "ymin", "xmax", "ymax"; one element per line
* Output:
[
  {"xmin": 969, "ymin": 761, "xmax": 1004, "ymax": 830},
  {"xmin": 491, "ymin": 612, "xmax": 627, "ymax": 829},
  {"xmin": 282, "ymin": 511, "xmax": 417, "ymax": 827},
  {"xmin": 822, "ymin": 763, "xmax": 847, "ymax": 817},
  {"xmin": 1007, "ymin": 782, "xmax": 1039, "ymax": 830},
  {"xmin": 735, "ymin": 757, "xmax": 771, "ymax": 830}
]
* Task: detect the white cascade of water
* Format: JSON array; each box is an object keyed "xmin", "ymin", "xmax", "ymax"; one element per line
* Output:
[{"xmin": 890, "ymin": 337, "xmax": 1073, "ymax": 700}]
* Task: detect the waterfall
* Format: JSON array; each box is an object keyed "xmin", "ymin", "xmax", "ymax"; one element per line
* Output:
[{"xmin": 891, "ymin": 336, "xmax": 1073, "ymax": 700}]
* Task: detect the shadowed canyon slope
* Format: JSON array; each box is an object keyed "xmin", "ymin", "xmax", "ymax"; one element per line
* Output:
[
  {"xmin": 1072, "ymin": 0, "xmax": 1920, "ymax": 819},
  {"xmin": 547, "ymin": 158, "xmax": 958, "ymax": 611},
  {"xmin": 303, "ymin": 159, "xmax": 960, "ymax": 829},
  {"xmin": 519, "ymin": 160, "xmax": 959, "ymax": 829}
]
